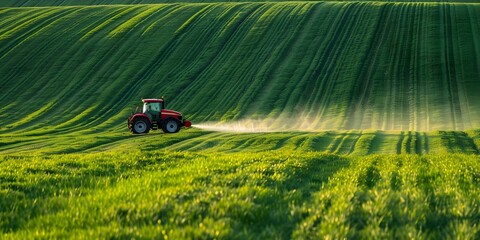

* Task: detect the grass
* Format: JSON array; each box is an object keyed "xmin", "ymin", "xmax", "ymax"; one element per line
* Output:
[
  {"xmin": 0, "ymin": 128, "xmax": 479, "ymax": 155},
  {"xmin": 1, "ymin": 2, "xmax": 480, "ymax": 133},
  {"xmin": 1, "ymin": 1, "xmax": 480, "ymax": 238},
  {"xmin": 2, "ymin": 0, "xmax": 480, "ymax": 7},
  {"xmin": 0, "ymin": 150, "xmax": 478, "ymax": 238}
]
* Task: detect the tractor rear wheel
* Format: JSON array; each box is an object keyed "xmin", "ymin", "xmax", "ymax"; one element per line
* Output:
[
  {"xmin": 132, "ymin": 118, "xmax": 150, "ymax": 134},
  {"xmin": 162, "ymin": 118, "xmax": 180, "ymax": 133}
]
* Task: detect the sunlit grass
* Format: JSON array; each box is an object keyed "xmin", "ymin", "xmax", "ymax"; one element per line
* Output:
[{"xmin": 0, "ymin": 150, "xmax": 478, "ymax": 238}]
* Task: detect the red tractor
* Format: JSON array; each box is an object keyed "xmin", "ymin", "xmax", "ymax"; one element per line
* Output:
[{"xmin": 127, "ymin": 98, "xmax": 191, "ymax": 134}]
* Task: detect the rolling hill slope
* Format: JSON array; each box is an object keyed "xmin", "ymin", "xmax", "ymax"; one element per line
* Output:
[
  {"xmin": 2, "ymin": 0, "xmax": 480, "ymax": 7},
  {"xmin": 1, "ymin": 3, "xmax": 480, "ymax": 237},
  {"xmin": 0, "ymin": 2, "xmax": 480, "ymax": 135}
]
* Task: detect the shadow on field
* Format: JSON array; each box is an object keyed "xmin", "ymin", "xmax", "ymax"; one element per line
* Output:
[
  {"xmin": 0, "ymin": 152, "xmax": 180, "ymax": 234},
  {"xmin": 223, "ymin": 154, "xmax": 350, "ymax": 239}
]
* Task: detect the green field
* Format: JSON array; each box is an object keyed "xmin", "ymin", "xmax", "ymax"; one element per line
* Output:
[
  {"xmin": 1, "ymin": 2, "xmax": 480, "ymax": 132},
  {"xmin": 1, "ymin": 1, "xmax": 480, "ymax": 238},
  {"xmin": 0, "ymin": 150, "xmax": 479, "ymax": 238},
  {"xmin": 2, "ymin": 0, "xmax": 480, "ymax": 7}
]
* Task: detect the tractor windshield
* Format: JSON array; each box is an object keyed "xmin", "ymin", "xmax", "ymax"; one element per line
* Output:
[{"xmin": 143, "ymin": 102, "xmax": 161, "ymax": 113}]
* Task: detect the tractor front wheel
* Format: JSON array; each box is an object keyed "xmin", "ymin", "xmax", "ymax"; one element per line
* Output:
[
  {"xmin": 132, "ymin": 118, "xmax": 150, "ymax": 134},
  {"xmin": 162, "ymin": 118, "xmax": 180, "ymax": 133}
]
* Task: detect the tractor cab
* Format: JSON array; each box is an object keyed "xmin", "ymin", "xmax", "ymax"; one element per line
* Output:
[{"xmin": 142, "ymin": 99, "xmax": 164, "ymax": 121}]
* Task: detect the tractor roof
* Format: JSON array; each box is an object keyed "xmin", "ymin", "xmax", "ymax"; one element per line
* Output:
[{"xmin": 142, "ymin": 98, "xmax": 164, "ymax": 103}]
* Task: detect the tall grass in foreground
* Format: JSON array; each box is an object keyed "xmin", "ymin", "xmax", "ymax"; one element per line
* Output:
[{"xmin": 0, "ymin": 150, "xmax": 478, "ymax": 238}]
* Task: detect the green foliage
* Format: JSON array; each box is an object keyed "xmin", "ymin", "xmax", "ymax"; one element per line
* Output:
[
  {"xmin": 0, "ymin": 151, "xmax": 479, "ymax": 238},
  {"xmin": 1, "ymin": 0, "xmax": 480, "ymax": 7},
  {"xmin": 1, "ymin": 2, "xmax": 480, "ymax": 133},
  {"xmin": 0, "ymin": 2, "xmax": 479, "ymax": 238}
]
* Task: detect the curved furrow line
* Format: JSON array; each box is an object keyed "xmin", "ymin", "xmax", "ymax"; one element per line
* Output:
[
  {"xmin": 5, "ymin": 6, "xmax": 151, "ymax": 134},
  {"xmin": 216, "ymin": 134, "xmax": 289, "ymax": 152},
  {"xmin": 342, "ymin": 3, "xmax": 390, "ymax": 130},
  {"xmin": 347, "ymin": 131, "xmax": 363, "ymax": 155},
  {"xmin": 0, "ymin": 8, "xmax": 117, "ymax": 131},
  {"xmin": 397, "ymin": 5, "xmax": 413, "ymax": 131},
  {"xmin": 199, "ymin": 134, "xmax": 250, "ymax": 152},
  {"xmin": 108, "ymin": 5, "xmax": 165, "ymax": 38},
  {"xmin": 377, "ymin": 4, "xmax": 403, "ymax": 131},
  {"xmin": 273, "ymin": 3, "xmax": 349, "ymax": 122},
  {"xmin": 176, "ymin": 4, "xmax": 271, "ymax": 120},
  {"xmin": 156, "ymin": 4, "xmax": 242, "ymax": 94},
  {"xmin": 214, "ymin": 3, "xmax": 298, "ymax": 119},
  {"xmin": 245, "ymin": 2, "xmax": 318, "ymax": 118},
  {"xmin": 0, "ymin": 8, "xmax": 56, "ymax": 41},
  {"xmin": 272, "ymin": 4, "xmax": 336, "ymax": 119},
  {"xmin": 466, "ymin": 5, "xmax": 480, "ymax": 129},
  {"xmin": 0, "ymin": 8, "xmax": 89, "ymax": 129},
  {"xmin": 70, "ymin": 5, "xmax": 177, "ymax": 123},
  {"xmin": 306, "ymin": 3, "xmax": 373, "ymax": 129},
  {"xmin": 230, "ymin": 3, "xmax": 313, "ymax": 120},
  {"xmin": 169, "ymin": 3, "xmax": 262, "ymax": 109},
  {"xmin": 44, "ymin": 6, "xmax": 178, "ymax": 133},
  {"xmin": 80, "ymin": 5, "xmax": 140, "ymax": 40},
  {"xmin": 262, "ymin": 3, "xmax": 337, "ymax": 123},
  {"xmin": 325, "ymin": 133, "xmax": 345, "ymax": 154},
  {"xmin": 281, "ymin": 3, "xmax": 362, "ymax": 129},
  {"xmin": 313, "ymin": 3, "xmax": 371, "ymax": 129},
  {"xmin": 420, "ymin": 4, "xmax": 431, "ymax": 132},
  {"xmin": 164, "ymin": 3, "xmax": 256, "ymax": 105},
  {"xmin": 168, "ymin": 132, "xmax": 226, "ymax": 151},
  {"xmin": 94, "ymin": 4, "xmax": 216, "ymax": 119},
  {"xmin": 0, "ymin": 8, "xmax": 67, "ymax": 59},
  {"xmin": 311, "ymin": 2, "xmax": 375, "ymax": 130},
  {"xmin": 0, "ymin": 8, "xmax": 39, "ymax": 36},
  {"xmin": 443, "ymin": 4, "xmax": 463, "ymax": 130},
  {"xmin": 199, "ymin": 4, "xmax": 293, "ymax": 120},
  {"xmin": 0, "ymin": 8, "xmax": 80, "ymax": 98},
  {"xmin": 334, "ymin": 132, "xmax": 358, "ymax": 155},
  {"xmin": 141, "ymin": 4, "xmax": 183, "ymax": 36},
  {"xmin": 452, "ymin": 4, "xmax": 476, "ymax": 130},
  {"xmin": 409, "ymin": 2, "xmax": 426, "ymax": 131},
  {"xmin": 24, "ymin": 7, "xmax": 147, "ymax": 132}
]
